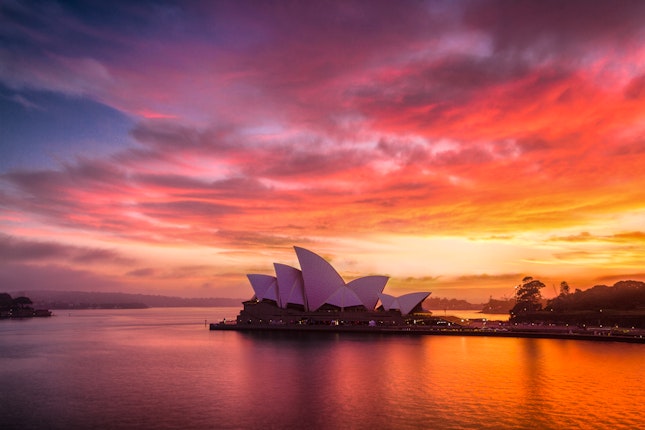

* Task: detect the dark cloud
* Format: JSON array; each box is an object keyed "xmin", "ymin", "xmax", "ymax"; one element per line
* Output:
[
  {"xmin": 139, "ymin": 200, "xmax": 239, "ymax": 219},
  {"xmin": 433, "ymin": 146, "xmax": 494, "ymax": 166},
  {"xmin": 4, "ymin": 158, "xmax": 129, "ymax": 203},
  {"xmin": 125, "ymin": 265, "xmax": 222, "ymax": 281},
  {"xmin": 548, "ymin": 232, "xmax": 594, "ymax": 242},
  {"xmin": 553, "ymin": 250, "xmax": 593, "ymax": 261},
  {"xmin": 2, "ymin": 162, "xmax": 132, "ymax": 233},
  {"xmin": 376, "ymin": 138, "xmax": 432, "ymax": 165},
  {"xmin": 464, "ymin": 0, "xmax": 645, "ymax": 57},
  {"xmin": 218, "ymin": 1, "xmax": 446, "ymax": 80},
  {"xmin": 612, "ymin": 231, "xmax": 645, "ymax": 242},
  {"xmin": 0, "ymin": 234, "xmax": 131, "ymax": 264},
  {"xmin": 133, "ymin": 173, "xmax": 213, "ymax": 192},
  {"xmin": 515, "ymin": 137, "xmax": 554, "ymax": 153},
  {"xmin": 0, "ymin": 234, "xmax": 67, "ymax": 261},
  {"xmin": 130, "ymin": 122, "xmax": 238, "ymax": 154},
  {"xmin": 371, "ymin": 53, "xmax": 532, "ymax": 107},
  {"xmin": 72, "ymin": 248, "xmax": 129, "ymax": 264},
  {"xmin": 130, "ymin": 119, "xmax": 380, "ymax": 185},
  {"xmin": 397, "ymin": 276, "xmax": 443, "ymax": 284},
  {"xmin": 548, "ymin": 231, "xmax": 645, "ymax": 243},
  {"xmin": 2, "ymin": 149, "xmax": 278, "ymax": 240},
  {"xmin": 209, "ymin": 176, "xmax": 272, "ymax": 196},
  {"xmin": 455, "ymin": 273, "xmax": 523, "ymax": 282},
  {"xmin": 609, "ymin": 139, "xmax": 645, "ymax": 157},
  {"xmin": 214, "ymin": 230, "xmax": 306, "ymax": 249},
  {"xmin": 125, "ymin": 268, "xmax": 157, "ymax": 277},
  {"xmin": 134, "ymin": 174, "xmax": 271, "ymax": 200},
  {"xmin": 0, "ymin": 263, "xmax": 121, "ymax": 292},
  {"xmin": 252, "ymin": 145, "xmax": 368, "ymax": 179},
  {"xmin": 624, "ymin": 74, "xmax": 645, "ymax": 100},
  {"xmin": 353, "ymin": 62, "xmax": 581, "ymax": 142}
]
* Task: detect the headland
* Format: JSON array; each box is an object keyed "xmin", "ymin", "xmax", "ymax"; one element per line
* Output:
[{"xmin": 209, "ymin": 247, "xmax": 645, "ymax": 343}]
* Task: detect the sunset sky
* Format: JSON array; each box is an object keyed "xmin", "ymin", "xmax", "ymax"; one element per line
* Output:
[{"xmin": 1, "ymin": 0, "xmax": 645, "ymax": 302}]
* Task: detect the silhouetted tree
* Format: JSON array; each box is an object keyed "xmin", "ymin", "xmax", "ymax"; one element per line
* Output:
[
  {"xmin": 0, "ymin": 293, "xmax": 13, "ymax": 310},
  {"xmin": 12, "ymin": 296, "xmax": 33, "ymax": 310},
  {"xmin": 548, "ymin": 280, "xmax": 644, "ymax": 312},
  {"xmin": 510, "ymin": 277, "xmax": 545, "ymax": 316},
  {"xmin": 559, "ymin": 281, "xmax": 570, "ymax": 296}
]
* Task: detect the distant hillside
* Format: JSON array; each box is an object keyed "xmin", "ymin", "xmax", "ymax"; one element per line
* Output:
[
  {"xmin": 481, "ymin": 297, "xmax": 516, "ymax": 314},
  {"xmin": 423, "ymin": 297, "xmax": 482, "ymax": 310},
  {"xmin": 7, "ymin": 290, "xmax": 245, "ymax": 309},
  {"xmin": 11, "ymin": 290, "xmax": 482, "ymax": 311}
]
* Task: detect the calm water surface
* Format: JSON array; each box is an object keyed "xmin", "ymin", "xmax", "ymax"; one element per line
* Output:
[{"xmin": 1, "ymin": 308, "xmax": 642, "ymax": 430}]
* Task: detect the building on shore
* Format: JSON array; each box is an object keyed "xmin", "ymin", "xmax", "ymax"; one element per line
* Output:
[{"xmin": 235, "ymin": 246, "xmax": 433, "ymax": 326}]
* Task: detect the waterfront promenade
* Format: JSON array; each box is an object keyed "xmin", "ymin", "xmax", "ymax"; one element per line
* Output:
[{"xmin": 210, "ymin": 320, "xmax": 645, "ymax": 343}]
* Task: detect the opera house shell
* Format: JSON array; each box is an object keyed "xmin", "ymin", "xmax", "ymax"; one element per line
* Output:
[{"xmin": 237, "ymin": 246, "xmax": 432, "ymax": 326}]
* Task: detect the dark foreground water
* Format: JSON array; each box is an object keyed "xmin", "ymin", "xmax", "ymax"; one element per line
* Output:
[{"xmin": 1, "ymin": 308, "xmax": 643, "ymax": 430}]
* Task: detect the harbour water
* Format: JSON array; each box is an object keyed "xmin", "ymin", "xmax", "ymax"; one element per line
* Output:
[{"xmin": 1, "ymin": 307, "xmax": 642, "ymax": 430}]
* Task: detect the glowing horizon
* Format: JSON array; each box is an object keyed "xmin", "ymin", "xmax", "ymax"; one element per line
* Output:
[{"xmin": 1, "ymin": 1, "xmax": 645, "ymax": 302}]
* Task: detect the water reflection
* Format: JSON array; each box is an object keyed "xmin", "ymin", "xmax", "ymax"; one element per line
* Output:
[
  {"xmin": 206, "ymin": 332, "xmax": 643, "ymax": 429},
  {"xmin": 1, "ymin": 309, "xmax": 642, "ymax": 430}
]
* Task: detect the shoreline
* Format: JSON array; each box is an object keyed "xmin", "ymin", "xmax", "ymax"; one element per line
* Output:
[{"xmin": 209, "ymin": 322, "xmax": 645, "ymax": 344}]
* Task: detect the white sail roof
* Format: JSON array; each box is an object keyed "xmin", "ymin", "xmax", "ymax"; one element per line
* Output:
[
  {"xmin": 378, "ymin": 292, "xmax": 430, "ymax": 315},
  {"xmin": 274, "ymin": 263, "xmax": 307, "ymax": 310},
  {"xmin": 378, "ymin": 292, "xmax": 398, "ymax": 311},
  {"xmin": 247, "ymin": 274, "xmax": 279, "ymax": 304},
  {"xmin": 397, "ymin": 292, "xmax": 430, "ymax": 315},
  {"xmin": 346, "ymin": 276, "xmax": 389, "ymax": 310},
  {"xmin": 324, "ymin": 286, "xmax": 364, "ymax": 309},
  {"xmin": 246, "ymin": 247, "xmax": 430, "ymax": 314},
  {"xmin": 294, "ymin": 246, "xmax": 345, "ymax": 311}
]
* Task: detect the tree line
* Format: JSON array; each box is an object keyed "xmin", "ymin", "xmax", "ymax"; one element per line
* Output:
[
  {"xmin": 0, "ymin": 293, "xmax": 50, "ymax": 318},
  {"xmin": 509, "ymin": 278, "xmax": 645, "ymax": 327}
]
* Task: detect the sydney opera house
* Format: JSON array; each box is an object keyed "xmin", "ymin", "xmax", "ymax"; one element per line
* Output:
[{"xmin": 231, "ymin": 246, "xmax": 433, "ymax": 327}]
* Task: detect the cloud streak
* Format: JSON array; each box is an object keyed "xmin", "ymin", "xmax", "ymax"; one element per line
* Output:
[{"xmin": 0, "ymin": 234, "xmax": 131, "ymax": 265}]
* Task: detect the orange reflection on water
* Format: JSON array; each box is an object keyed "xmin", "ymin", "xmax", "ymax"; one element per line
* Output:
[
  {"xmin": 204, "ymin": 331, "xmax": 644, "ymax": 429},
  {"xmin": 409, "ymin": 336, "xmax": 645, "ymax": 429}
]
